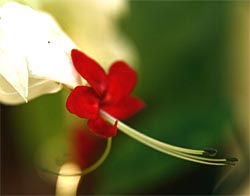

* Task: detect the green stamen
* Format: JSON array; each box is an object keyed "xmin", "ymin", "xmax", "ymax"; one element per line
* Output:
[{"xmin": 100, "ymin": 110, "xmax": 238, "ymax": 166}]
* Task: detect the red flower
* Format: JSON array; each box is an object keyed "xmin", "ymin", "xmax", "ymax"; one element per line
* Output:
[{"xmin": 66, "ymin": 49, "xmax": 144, "ymax": 138}]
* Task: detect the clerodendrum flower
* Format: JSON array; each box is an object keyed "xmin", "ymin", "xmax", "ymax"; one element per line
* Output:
[
  {"xmin": 0, "ymin": 1, "xmax": 138, "ymax": 105},
  {"xmin": 0, "ymin": 2, "xmax": 238, "ymax": 178},
  {"xmin": 66, "ymin": 49, "xmax": 238, "ymax": 169},
  {"xmin": 0, "ymin": 2, "xmax": 81, "ymax": 104},
  {"xmin": 66, "ymin": 49, "xmax": 144, "ymax": 138}
]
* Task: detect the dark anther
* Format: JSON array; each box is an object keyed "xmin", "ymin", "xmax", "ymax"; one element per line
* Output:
[
  {"xmin": 203, "ymin": 148, "xmax": 218, "ymax": 156},
  {"xmin": 226, "ymin": 157, "xmax": 239, "ymax": 162}
]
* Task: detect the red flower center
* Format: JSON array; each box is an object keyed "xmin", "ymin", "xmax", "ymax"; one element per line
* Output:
[{"xmin": 66, "ymin": 49, "xmax": 144, "ymax": 138}]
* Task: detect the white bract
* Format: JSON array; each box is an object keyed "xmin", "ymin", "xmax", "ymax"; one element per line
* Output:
[
  {"xmin": 55, "ymin": 0, "xmax": 138, "ymax": 70},
  {"xmin": 0, "ymin": 2, "xmax": 81, "ymax": 105}
]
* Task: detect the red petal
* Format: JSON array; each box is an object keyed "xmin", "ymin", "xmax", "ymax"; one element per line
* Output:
[
  {"xmin": 88, "ymin": 117, "xmax": 117, "ymax": 138},
  {"xmin": 71, "ymin": 49, "xmax": 107, "ymax": 96},
  {"xmin": 104, "ymin": 61, "xmax": 137, "ymax": 104},
  {"xmin": 66, "ymin": 86, "xmax": 100, "ymax": 119},
  {"xmin": 102, "ymin": 96, "xmax": 145, "ymax": 120}
]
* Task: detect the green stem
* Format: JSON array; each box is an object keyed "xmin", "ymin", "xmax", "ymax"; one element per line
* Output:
[{"xmin": 41, "ymin": 137, "xmax": 112, "ymax": 176}]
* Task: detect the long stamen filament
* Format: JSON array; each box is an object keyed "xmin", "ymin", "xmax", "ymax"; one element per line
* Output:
[
  {"xmin": 100, "ymin": 110, "xmax": 237, "ymax": 166},
  {"xmin": 101, "ymin": 111, "xmax": 204, "ymax": 155}
]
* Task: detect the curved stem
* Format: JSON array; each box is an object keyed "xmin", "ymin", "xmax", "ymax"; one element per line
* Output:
[
  {"xmin": 41, "ymin": 137, "xmax": 112, "ymax": 176},
  {"xmin": 80, "ymin": 137, "xmax": 112, "ymax": 175}
]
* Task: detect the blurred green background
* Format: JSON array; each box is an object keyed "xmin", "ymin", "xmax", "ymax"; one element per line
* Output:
[{"xmin": 1, "ymin": 0, "xmax": 249, "ymax": 195}]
